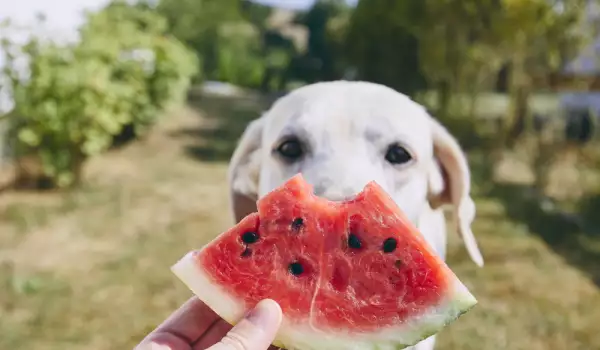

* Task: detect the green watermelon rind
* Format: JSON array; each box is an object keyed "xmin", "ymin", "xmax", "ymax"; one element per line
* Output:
[{"xmin": 171, "ymin": 251, "xmax": 477, "ymax": 350}]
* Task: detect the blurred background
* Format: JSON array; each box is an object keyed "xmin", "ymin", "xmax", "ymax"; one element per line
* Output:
[{"xmin": 1, "ymin": 0, "xmax": 600, "ymax": 349}]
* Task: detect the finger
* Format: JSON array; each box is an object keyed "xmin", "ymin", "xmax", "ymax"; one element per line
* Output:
[
  {"xmin": 206, "ymin": 299, "xmax": 282, "ymax": 350},
  {"xmin": 192, "ymin": 320, "xmax": 283, "ymax": 350},
  {"xmin": 136, "ymin": 332, "xmax": 191, "ymax": 350},
  {"xmin": 192, "ymin": 319, "xmax": 232, "ymax": 349},
  {"xmin": 137, "ymin": 296, "xmax": 220, "ymax": 349}
]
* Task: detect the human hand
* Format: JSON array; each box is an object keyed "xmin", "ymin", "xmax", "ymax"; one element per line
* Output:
[{"xmin": 135, "ymin": 297, "xmax": 283, "ymax": 350}]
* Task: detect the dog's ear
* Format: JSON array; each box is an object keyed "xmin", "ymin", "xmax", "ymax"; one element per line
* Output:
[
  {"xmin": 228, "ymin": 117, "xmax": 265, "ymax": 224},
  {"xmin": 427, "ymin": 117, "xmax": 484, "ymax": 267}
]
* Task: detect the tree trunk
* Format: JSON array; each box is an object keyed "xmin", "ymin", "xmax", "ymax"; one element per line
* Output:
[
  {"xmin": 260, "ymin": 67, "xmax": 273, "ymax": 93},
  {"xmin": 505, "ymin": 42, "xmax": 532, "ymax": 149},
  {"xmin": 507, "ymin": 84, "xmax": 531, "ymax": 145},
  {"xmin": 13, "ymin": 154, "xmax": 56, "ymax": 190},
  {"xmin": 13, "ymin": 147, "xmax": 87, "ymax": 190},
  {"xmin": 436, "ymin": 80, "xmax": 452, "ymax": 120},
  {"xmin": 68, "ymin": 148, "xmax": 87, "ymax": 189}
]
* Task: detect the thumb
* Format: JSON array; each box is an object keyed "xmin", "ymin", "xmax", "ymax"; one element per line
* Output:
[{"xmin": 208, "ymin": 299, "xmax": 283, "ymax": 350}]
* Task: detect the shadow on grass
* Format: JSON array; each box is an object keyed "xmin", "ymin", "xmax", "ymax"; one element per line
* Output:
[
  {"xmin": 579, "ymin": 194, "xmax": 600, "ymax": 234},
  {"xmin": 171, "ymin": 92, "xmax": 273, "ymax": 162},
  {"xmin": 471, "ymin": 157, "xmax": 600, "ymax": 287}
]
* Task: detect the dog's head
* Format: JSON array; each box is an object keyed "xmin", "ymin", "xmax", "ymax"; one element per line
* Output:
[{"xmin": 227, "ymin": 81, "xmax": 483, "ymax": 266}]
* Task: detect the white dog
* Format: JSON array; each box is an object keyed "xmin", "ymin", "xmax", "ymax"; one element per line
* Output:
[{"xmin": 227, "ymin": 81, "xmax": 484, "ymax": 350}]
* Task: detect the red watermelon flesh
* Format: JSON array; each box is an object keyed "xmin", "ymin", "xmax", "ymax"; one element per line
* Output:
[{"xmin": 172, "ymin": 174, "xmax": 477, "ymax": 350}]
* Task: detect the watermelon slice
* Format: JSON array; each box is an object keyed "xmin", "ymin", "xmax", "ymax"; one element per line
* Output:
[{"xmin": 172, "ymin": 174, "xmax": 477, "ymax": 350}]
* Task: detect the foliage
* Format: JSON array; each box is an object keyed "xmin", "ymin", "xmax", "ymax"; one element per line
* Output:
[
  {"xmin": 292, "ymin": 0, "xmax": 351, "ymax": 83},
  {"xmin": 0, "ymin": 1, "xmax": 197, "ymax": 188},
  {"xmin": 240, "ymin": 1, "xmax": 295, "ymax": 92},
  {"xmin": 344, "ymin": 0, "xmax": 427, "ymax": 96},
  {"xmin": 490, "ymin": 0, "xmax": 587, "ymax": 142},
  {"xmin": 156, "ymin": 0, "xmax": 281, "ymax": 89},
  {"xmin": 151, "ymin": 0, "xmax": 589, "ymax": 100},
  {"xmin": 81, "ymin": 1, "xmax": 198, "ymax": 134},
  {"xmin": 240, "ymin": 0, "xmax": 272, "ymax": 31},
  {"xmin": 215, "ymin": 22, "xmax": 266, "ymax": 89},
  {"xmin": 346, "ymin": 0, "xmax": 587, "ymax": 117},
  {"xmin": 156, "ymin": 0, "xmax": 243, "ymax": 81},
  {"xmin": 156, "ymin": 0, "xmax": 354, "ymax": 91}
]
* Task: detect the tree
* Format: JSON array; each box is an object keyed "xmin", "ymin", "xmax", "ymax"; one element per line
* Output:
[
  {"xmin": 347, "ymin": 0, "xmax": 587, "ymax": 124},
  {"xmin": 240, "ymin": 1, "xmax": 295, "ymax": 92},
  {"xmin": 344, "ymin": 0, "xmax": 427, "ymax": 97},
  {"xmin": 240, "ymin": 0, "xmax": 272, "ymax": 32},
  {"xmin": 156, "ymin": 0, "xmax": 289, "ymax": 90},
  {"xmin": 348, "ymin": 0, "xmax": 504, "ymax": 114},
  {"xmin": 291, "ymin": 0, "xmax": 350, "ymax": 84},
  {"xmin": 491, "ymin": 0, "xmax": 587, "ymax": 144},
  {"xmin": 156, "ymin": 0, "xmax": 243, "ymax": 80},
  {"xmin": 216, "ymin": 22, "xmax": 266, "ymax": 89},
  {"xmin": 414, "ymin": 0, "xmax": 504, "ymax": 117}
]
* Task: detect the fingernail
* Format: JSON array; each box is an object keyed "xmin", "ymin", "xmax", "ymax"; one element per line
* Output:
[{"xmin": 245, "ymin": 299, "xmax": 282, "ymax": 329}]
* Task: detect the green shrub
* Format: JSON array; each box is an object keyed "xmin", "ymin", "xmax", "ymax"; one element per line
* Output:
[
  {"xmin": 1, "ymin": 1, "xmax": 198, "ymax": 188},
  {"xmin": 81, "ymin": 2, "xmax": 199, "ymax": 135}
]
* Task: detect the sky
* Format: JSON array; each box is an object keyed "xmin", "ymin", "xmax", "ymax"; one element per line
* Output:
[{"xmin": 0, "ymin": 0, "xmax": 110, "ymax": 38}]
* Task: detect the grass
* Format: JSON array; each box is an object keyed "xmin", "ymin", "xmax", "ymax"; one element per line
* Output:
[{"xmin": 0, "ymin": 93, "xmax": 599, "ymax": 350}]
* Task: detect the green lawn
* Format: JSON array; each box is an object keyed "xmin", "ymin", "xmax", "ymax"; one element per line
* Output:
[{"xmin": 0, "ymin": 94, "xmax": 599, "ymax": 350}]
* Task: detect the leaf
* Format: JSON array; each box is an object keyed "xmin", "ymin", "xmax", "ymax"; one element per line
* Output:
[{"xmin": 17, "ymin": 128, "xmax": 41, "ymax": 147}]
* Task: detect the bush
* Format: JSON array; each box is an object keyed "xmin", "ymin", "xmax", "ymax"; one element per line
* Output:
[
  {"xmin": 82, "ymin": 2, "xmax": 199, "ymax": 136},
  {"xmin": 1, "ymin": 1, "xmax": 198, "ymax": 188}
]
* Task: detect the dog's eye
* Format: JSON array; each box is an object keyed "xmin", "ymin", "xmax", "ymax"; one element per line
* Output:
[
  {"xmin": 276, "ymin": 138, "xmax": 304, "ymax": 161},
  {"xmin": 385, "ymin": 143, "xmax": 412, "ymax": 165}
]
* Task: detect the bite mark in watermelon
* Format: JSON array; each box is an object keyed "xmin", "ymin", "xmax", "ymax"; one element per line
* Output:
[{"xmin": 172, "ymin": 174, "xmax": 477, "ymax": 350}]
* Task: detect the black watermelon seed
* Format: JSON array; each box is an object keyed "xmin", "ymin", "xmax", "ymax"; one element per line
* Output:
[
  {"xmin": 291, "ymin": 218, "xmax": 304, "ymax": 231},
  {"xmin": 288, "ymin": 262, "xmax": 304, "ymax": 276},
  {"xmin": 348, "ymin": 233, "xmax": 362, "ymax": 249},
  {"xmin": 382, "ymin": 238, "xmax": 397, "ymax": 253},
  {"xmin": 241, "ymin": 231, "xmax": 259, "ymax": 244},
  {"xmin": 241, "ymin": 248, "xmax": 252, "ymax": 257},
  {"xmin": 395, "ymin": 259, "xmax": 403, "ymax": 268}
]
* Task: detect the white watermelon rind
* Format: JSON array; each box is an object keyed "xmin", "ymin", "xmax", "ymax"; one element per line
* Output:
[
  {"xmin": 171, "ymin": 251, "xmax": 315, "ymax": 349},
  {"xmin": 171, "ymin": 251, "xmax": 477, "ymax": 350}
]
